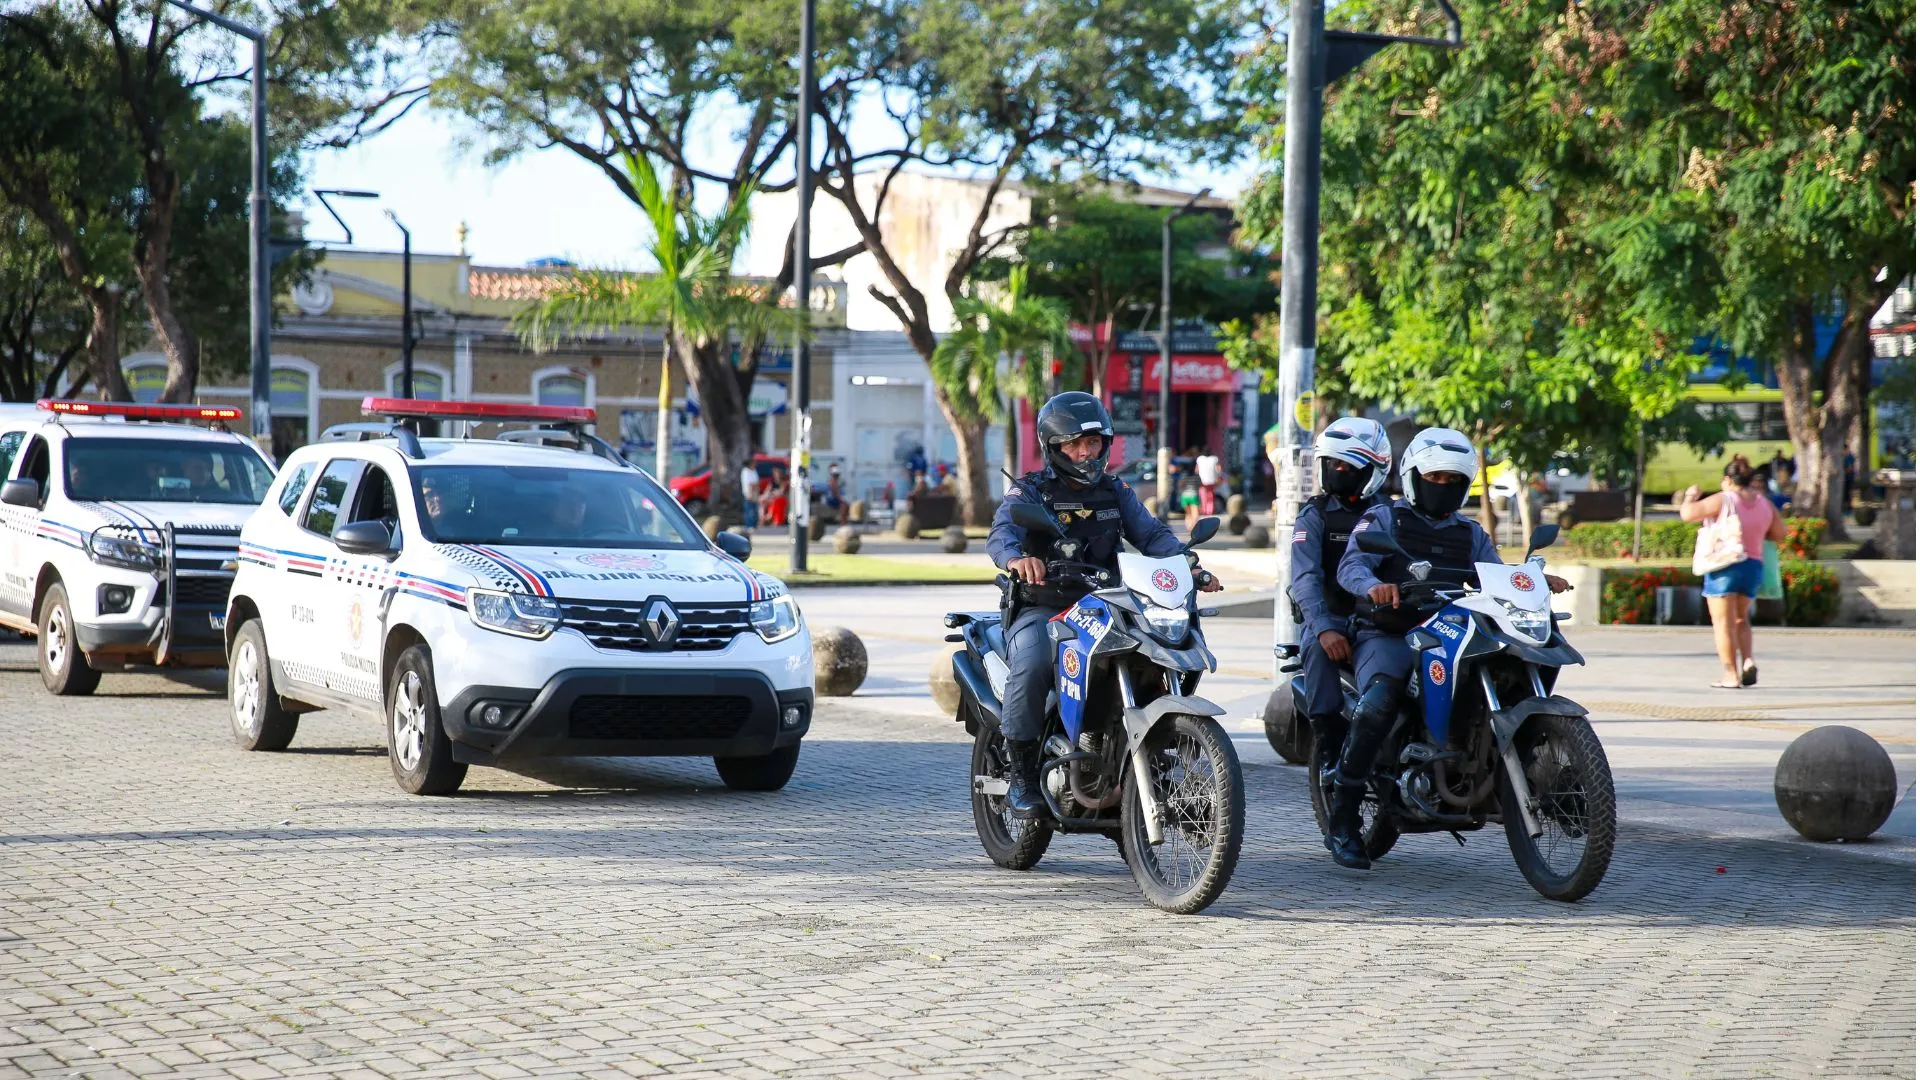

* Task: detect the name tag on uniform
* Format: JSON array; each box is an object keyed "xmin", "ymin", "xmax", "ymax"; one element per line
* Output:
[
  {"xmin": 1052, "ymin": 502, "xmax": 1084, "ymax": 511},
  {"xmin": 1096, "ymin": 509, "xmax": 1120, "ymax": 521}
]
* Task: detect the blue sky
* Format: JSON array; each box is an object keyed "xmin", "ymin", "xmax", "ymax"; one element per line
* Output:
[{"xmin": 300, "ymin": 107, "xmax": 1259, "ymax": 270}]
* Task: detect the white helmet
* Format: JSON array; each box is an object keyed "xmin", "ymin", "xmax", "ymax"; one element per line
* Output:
[
  {"xmin": 1399, "ymin": 426, "xmax": 1479, "ymax": 518},
  {"xmin": 1313, "ymin": 417, "xmax": 1392, "ymax": 499}
]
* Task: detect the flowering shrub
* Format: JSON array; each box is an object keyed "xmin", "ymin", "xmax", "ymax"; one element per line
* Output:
[
  {"xmin": 1782, "ymin": 518, "xmax": 1827, "ymax": 560},
  {"xmin": 1566, "ymin": 522, "xmax": 1696, "ymax": 560},
  {"xmin": 1780, "ymin": 559, "xmax": 1840, "ymax": 625},
  {"xmin": 1599, "ymin": 566, "xmax": 1697, "ymax": 624}
]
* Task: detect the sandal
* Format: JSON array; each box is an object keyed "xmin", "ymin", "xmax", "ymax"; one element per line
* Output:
[
  {"xmin": 1709, "ymin": 680, "xmax": 1744, "ymax": 690},
  {"xmin": 1741, "ymin": 663, "xmax": 1758, "ymax": 687}
]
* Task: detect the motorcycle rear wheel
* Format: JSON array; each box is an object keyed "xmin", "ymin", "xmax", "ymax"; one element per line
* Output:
[
  {"xmin": 1500, "ymin": 715, "xmax": 1616, "ymax": 902},
  {"xmin": 1120, "ymin": 714, "xmax": 1245, "ymax": 914},
  {"xmin": 1307, "ymin": 729, "xmax": 1400, "ymax": 860},
  {"xmin": 970, "ymin": 721, "xmax": 1052, "ymax": 870}
]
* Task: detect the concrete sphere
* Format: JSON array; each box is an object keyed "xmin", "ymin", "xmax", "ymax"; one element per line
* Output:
[
  {"xmin": 832, "ymin": 526, "xmax": 862, "ymax": 554},
  {"xmin": 1226, "ymin": 493, "xmax": 1247, "ymax": 518},
  {"xmin": 1227, "ymin": 511, "xmax": 1251, "ymax": 536},
  {"xmin": 1244, "ymin": 524, "xmax": 1271, "ymax": 549},
  {"xmin": 701, "ymin": 515, "xmax": 725, "ymax": 539},
  {"xmin": 726, "ymin": 525, "xmax": 751, "ymax": 538},
  {"xmin": 1775, "ymin": 725, "xmax": 1899, "ymax": 841},
  {"xmin": 929, "ymin": 651, "xmax": 962, "ymax": 715},
  {"xmin": 849, "ymin": 499, "xmax": 869, "ymax": 523},
  {"xmin": 808, "ymin": 515, "xmax": 828, "ymax": 542},
  {"xmin": 895, "ymin": 513, "xmax": 922, "ymax": 539},
  {"xmin": 812, "ymin": 626, "xmax": 868, "ymax": 697},
  {"xmin": 1143, "ymin": 496, "xmax": 1162, "ymax": 519},
  {"xmin": 941, "ymin": 527, "xmax": 968, "ymax": 554},
  {"xmin": 1262, "ymin": 686, "xmax": 1310, "ymax": 764}
]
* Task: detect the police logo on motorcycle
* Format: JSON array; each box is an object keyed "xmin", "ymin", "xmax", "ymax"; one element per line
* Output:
[
  {"xmin": 1427, "ymin": 658, "xmax": 1447, "ymax": 686},
  {"xmin": 1151, "ymin": 569, "xmax": 1178, "ymax": 592},
  {"xmin": 1061, "ymin": 648, "xmax": 1082, "ymax": 679},
  {"xmin": 1510, "ymin": 571, "xmax": 1536, "ymax": 591}
]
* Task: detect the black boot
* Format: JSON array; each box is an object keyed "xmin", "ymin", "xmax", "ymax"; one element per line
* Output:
[
  {"xmin": 1003, "ymin": 739, "xmax": 1045, "ymax": 820},
  {"xmin": 1326, "ymin": 777, "xmax": 1371, "ymax": 869}
]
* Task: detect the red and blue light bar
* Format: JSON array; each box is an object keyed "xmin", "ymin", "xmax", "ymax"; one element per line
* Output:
[
  {"xmin": 361, "ymin": 397, "xmax": 597, "ymax": 425},
  {"xmin": 38, "ymin": 399, "xmax": 243, "ymax": 421}
]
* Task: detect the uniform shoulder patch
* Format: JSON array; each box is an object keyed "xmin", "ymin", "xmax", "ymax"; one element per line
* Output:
[{"xmin": 1292, "ymin": 529, "xmax": 1308, "ymax": 543}]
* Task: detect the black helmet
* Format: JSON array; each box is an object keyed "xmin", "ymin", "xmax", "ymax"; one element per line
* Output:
[{"xmin": 1036, "ymin": 391, "xmax": 1113, "ymax": 485}]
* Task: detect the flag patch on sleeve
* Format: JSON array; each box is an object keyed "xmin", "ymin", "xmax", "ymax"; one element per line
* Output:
[{"xmin": 1292, "ymin": 529, "xmax": 1308, "ymax": 543}]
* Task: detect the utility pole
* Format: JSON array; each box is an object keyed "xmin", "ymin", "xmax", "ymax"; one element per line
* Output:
[
  {"xmin": 789, "ymin": 0, "xmax": 816, "ymax": 571},
  {"xmin": 385, "ymin": 211, "xmax": 412, "ymax": 398},
  {"xmin": 1268, "ymin": 1, "xmax": 1461, "ymax": 677},
  {"xmin": 1156, "ymin": 190, "xmax": 1209, "ymax": 520}
]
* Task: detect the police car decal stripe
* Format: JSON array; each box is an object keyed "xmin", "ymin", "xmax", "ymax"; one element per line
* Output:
[
  {"xmin": 463, "ymin": 545, "xmax": 552, "ymax": 597},
  {"xmin": 103, "ymin": 502, "xmax": 157, "ymax": 544},
  {"xmin": 82, "ymin": 502, "xmax": 152, "ymax": 545},
  {"xmin": 35, "ymin": 520, "xmax": 84, "ymax": 548},
  {"xmin": 710, "ymin": 548, "xmax": 763, "ymax": 601}
]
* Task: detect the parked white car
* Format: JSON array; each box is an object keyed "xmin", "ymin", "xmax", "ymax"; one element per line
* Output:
[
  {"xmin": 0, "ymin": 400, "xmax": 275, "ymax": 694},
  {"xmin": 225, "ymin": 398, "xmax": 813, "ymax": 795}
]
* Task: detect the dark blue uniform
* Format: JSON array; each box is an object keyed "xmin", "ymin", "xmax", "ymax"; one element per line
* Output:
[
  {"xmin": 1288, "ymin": 494, "xmax": 1384, "ymax": 720},
  {"xmin": 1337, "ymin": 500, "xmax": 1503, "ymax": 691}
]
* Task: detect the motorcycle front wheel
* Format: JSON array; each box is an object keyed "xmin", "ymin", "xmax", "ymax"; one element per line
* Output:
[
  {"xmin": 1500, "ymin": 714, "xmax": 1616, "ymax": 902},
  {"xmin": 1120, "ymin": 713, "xmax": 1245, "ymax": 914},
  {"xmin": 1307, "ymin": 728, "xmax": 1400, "ymax": 861},
  {"xmin": 970, "ymin": 721, "xmax": 1052, "ymax": 870}
]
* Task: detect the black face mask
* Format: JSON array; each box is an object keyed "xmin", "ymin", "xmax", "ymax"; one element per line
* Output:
[
  {"xmin": 1412, "ymin": 474, "xmax": 1468, "ymax": 518},
  {"xmin": 1320, "ymin": 459, "xmax": 1371, "ymax": 500}
]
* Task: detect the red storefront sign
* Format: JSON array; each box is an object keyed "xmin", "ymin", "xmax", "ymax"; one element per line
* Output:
[{"xmin": 1105, "ymin": 353, "xmax": 1236, "ymax": 394}]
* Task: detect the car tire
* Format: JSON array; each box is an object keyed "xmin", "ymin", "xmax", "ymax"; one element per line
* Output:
[
  {"xmin": 37, "ymin": 582, "xmax": 100, "ymax": 696},
  {"xmin": 228, "ymin": 619, "xmax": 298, "ymax": 751},
  {"xmin": 714, "ymin": 743, "xmax": 801, "ymax": 791},
  {"xmin": 386, "ymin": 644, "xmax": 466, "ymax": 796}
]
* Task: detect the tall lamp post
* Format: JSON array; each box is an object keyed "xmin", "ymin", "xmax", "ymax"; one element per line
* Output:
[
  {"xmin": 789, "ymin": 0, "xmax": 817, "ymax": 571},
  {"xmin": 385, "ymin": 211, "xmax": 414, "ymax": 398},
  {"xmin": 1155, "ymin": 189, "xmax": 1209, "ymax": 521},
  {"xmin": 162, "ymin": 0, "xmax": 269, "ymax": 447}
]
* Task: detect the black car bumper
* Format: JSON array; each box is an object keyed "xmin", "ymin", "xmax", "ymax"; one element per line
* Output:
[
  {"xmin": 443, "ymin": 668, "xmax": 813, "ymax": 765},
  {"xmin": 76, "ymin": 603, "xmax": 227, "ymax": 666}
]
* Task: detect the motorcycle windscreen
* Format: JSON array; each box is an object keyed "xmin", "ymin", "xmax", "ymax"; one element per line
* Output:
[
  {"xmin": 1056, "ymin": 595, "xmax": 1112, "ymax": 742},
  {"xmin": 1418, "ymin": 606, "xmax": 1478, "ymax": 744}
]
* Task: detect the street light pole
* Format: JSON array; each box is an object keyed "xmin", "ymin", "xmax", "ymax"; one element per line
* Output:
[
  {"xmin": 385, "ymin": 211, "xmax": 413, "ymax": 398},
  {"xmin": 162, "ymin": 0, "xmax": 269, "ymax": 448},
  {"xmin": 789, "ymin": 0, "xmax": 816, "ymax": 572},
  {"xmin": 1156, "ymin": 189, "xmax": 1208, "ymax": 520}
]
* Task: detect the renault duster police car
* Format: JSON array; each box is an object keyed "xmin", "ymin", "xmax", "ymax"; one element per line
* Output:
[
  {"xmin": 225, "ymin": 398, "xmax": 813, "ymax": 796},
  {"xmin": 0, "ymin": 400, "xmax": 275, "ymax": 694}
]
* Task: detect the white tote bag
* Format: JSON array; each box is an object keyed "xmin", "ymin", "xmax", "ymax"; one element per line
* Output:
[{"xmin": 1691, "ymin": 497, "xmax": 1748, "ymax": 576}]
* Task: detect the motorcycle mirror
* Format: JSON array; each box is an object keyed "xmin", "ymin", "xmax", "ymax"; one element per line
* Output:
[
  {"xmin": 1188, "ymin": 516, "xmax": 1220, "ymax": 546},
  {"xmin": 1527, "ymin": 523, "xmax": 1560, "ymax": 554},
  {"xmin": 1353, "ymin": 528, "xmax": 1406, "ymax": 559},
  {"xmin": 1009, "ymin": 502, "xmax": 1065, "ymax": 537}
]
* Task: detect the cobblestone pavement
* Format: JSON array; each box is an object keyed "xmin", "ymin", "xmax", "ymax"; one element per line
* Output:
[{"xmin": 1, "ymin": 631, "xmax": 1914, "ymax": 1079}]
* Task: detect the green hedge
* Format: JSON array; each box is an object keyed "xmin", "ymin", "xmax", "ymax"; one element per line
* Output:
[
  {"xmin": 1597, "ymin": 559, "xmax": 1839, "ymax": 626},
  {"xmin": 1568, "ymin": 517, "xmax": 1826, "ymax": 562}
]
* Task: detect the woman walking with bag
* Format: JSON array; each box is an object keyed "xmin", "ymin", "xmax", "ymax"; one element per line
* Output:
[{"xmin": 1680, "ymin": 456, "xmax": 1787, "ymax": 688}]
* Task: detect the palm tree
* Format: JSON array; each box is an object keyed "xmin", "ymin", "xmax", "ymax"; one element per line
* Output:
[
  {"xmin": 515, "ymin": 152, "xmax": 797, "ymax": 524},
  {"xmin": 934, "ymin": 265, "xmax": 1076, "ymax": 486}
]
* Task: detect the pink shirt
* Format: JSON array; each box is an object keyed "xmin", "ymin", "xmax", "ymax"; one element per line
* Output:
[{"xmin": 1722, "ymin": 490, "xmax": 1775, "ymax": 559}]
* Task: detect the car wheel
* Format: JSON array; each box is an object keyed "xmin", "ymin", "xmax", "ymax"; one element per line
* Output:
[
  {"xmin": 386, "ymin": 644, "xmax": 466, "ymax": 796},
  {"xmin": 37, "ymin": 582, "xmax": 100, "ymax": 696},
  {"xmin": 228, "ymin": 619, "xmax": 298, "ymax": 751},
  {"xmin": 714, "ymin": 743, "xmax": 801, "ymax": 791}
]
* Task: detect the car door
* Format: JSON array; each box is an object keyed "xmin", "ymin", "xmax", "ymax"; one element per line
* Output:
[
  {"xmin": 0, "ymin": 428, "xmax": 31, "ymax": 619},
  {"xmin": 331, "ymin": 460, "xmax": 402, "ymax": 701},
  {"xmin": 282, "ymin": 456, "xmax": 363, "ymax": 696}
]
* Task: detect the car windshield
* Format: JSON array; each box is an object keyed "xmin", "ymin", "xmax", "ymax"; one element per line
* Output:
[
  {"xmin": 413, "ymin": 465, "xmax": 705, "ymax": 549},
  {"xmin": 64, "ymin": 438, "xmax": 275, "ymax": 505}
]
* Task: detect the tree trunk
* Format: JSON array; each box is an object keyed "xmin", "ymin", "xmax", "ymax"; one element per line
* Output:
[
  {"xmin": 1781, "ymin": 292, "xmax": 1883, "ymax": 534},
  {"xmin": 81, "ymin": 287, "xmax": 130, "ymax": 401},
  {"xmin": 679, "ymin": 333, "xmax": 753, "ymax": 527},
  {"xmin": 940, "ymin": 396, "xmax": 993, "ymax": 527},
  {"xmin": 1814, "ymin": 302, "xmax": 1875, "ymax": 534},
  {"xmin": 1517, "ymin": 469, "xmax": 1538, "ymax": 549},
  {"xmin": 1779, "ymin": 301, "xmax": 1826, "ymax": 518},
  {"xmin": 133, "ymin": 173, "xmax": 198, "ymax": 404},
  {"xmin": 1476, "ymin": 447, "xmax": 1498, "ymax": 535}
]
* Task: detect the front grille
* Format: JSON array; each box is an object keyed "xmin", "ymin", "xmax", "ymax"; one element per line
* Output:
[
  {"xmin": 163, "ymin": 575, "xmax": 232, "ymax": 607},
  {"xmin": 567, "ymin": 695, "xmax": 753, "ymax": 740},
  {"xmin": 561, "ymin": 599, "xmax": 753, "ymax": 652}
]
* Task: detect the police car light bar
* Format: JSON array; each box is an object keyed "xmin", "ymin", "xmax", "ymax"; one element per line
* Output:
[
  {"xmin": 38, "ymin": 399, "xmax": 243, "ymax": 421},
  {"xmin": 361, "ymin": 397, "xmax": 596, "ymax": 425}
]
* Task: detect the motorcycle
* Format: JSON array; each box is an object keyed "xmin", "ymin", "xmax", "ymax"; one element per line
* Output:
[
  {"xmin": 945, "ymin": 506, "xmax": 1245, "ymax": 914},
  {"xmin": 1279, "ymin": 522, "xmax": 1616, "ymax": 902}
]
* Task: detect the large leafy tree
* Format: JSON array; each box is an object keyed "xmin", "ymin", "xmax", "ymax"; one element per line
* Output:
[
  {"xmin": 0, "ymin": 208, "xmax": 98, "ymax": 401},
  {"xmin": 515, "ymin": 153, "xmax": 795, "ymax": 524},
  {"xmin": 933, "ymin": 266, "xmax": 1075, "ymax": 477}
]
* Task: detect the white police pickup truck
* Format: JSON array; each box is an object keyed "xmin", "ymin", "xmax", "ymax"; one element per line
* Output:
[
  {"xmin": 225, "ymin": 398, "xmax": 813, "ymax": 796},
  {"xmin": 0, "ymin": 400, "xmax": 275, "ymax": 694}
]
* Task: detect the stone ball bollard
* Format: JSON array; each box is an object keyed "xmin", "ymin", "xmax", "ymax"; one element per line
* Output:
[
  {"xmin": 1244, "ymin": 524, "xmax": 1271, "ymax": 548},
  {"xmin": 941, "ymin": 526, "xmax": 968, "ymax": 554},
  {"xmin": 812, "ymin": 626, "xmax": 868, "ymax": 697},
  {"xmin": 833, "ymin": 526, "xmax": 862, "ymax": 554},
  {"xmin": 929, "ymin": 651, "xmax": 962, "ymax": 715},
  {"xmin": 1143, "ymin": 496, "xmax": 1162, "ymax": 519},
  {"xmin": 1226, "ymin": 493, "xmax": 1247, "ymax": 518},
  {"xmin": 726, "ymin": 525, "xmax": 752, "ymax": 538},
  {"xmin": 1262, "ymin": 686, "xmax": 1310, "ymax": 764},
  {"xmin": 701, "ymin": 515, "xmax": 725, "ymax": 539},
  {"xmin": 849, "ymin": 499, "xmax": 869, "ymax": 524},
  {"xmin": 1228, "ymin": 511, "xmax": 1251, "ymax": 536},
  {"xmin": 895, "ymin": 512, "xmax": 922, "ymax": 540},
  {"xmin": 808, "ymin": 514, "xmax": 829, "ymax": 542},
  {"xmin": 1774, "ymin": 725, "xmax": 1899, "ymax": 841}
]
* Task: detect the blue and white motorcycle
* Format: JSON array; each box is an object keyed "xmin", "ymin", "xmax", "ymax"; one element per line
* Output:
[
  {"xmin": 1286, "ymin": 523, "xmax": 1615, "ymax": 902},
  {"xmin": 946, "ymin": 506, "xmax": 1245, "ymax": 914}
]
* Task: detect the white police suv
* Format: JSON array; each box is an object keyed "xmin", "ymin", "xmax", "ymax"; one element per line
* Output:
[
  {"xmin": 225, "ymin": 398, "xmax": 813, "ymax": 795},
  {"xmin": 0, "ymin": 400, "xmax": 275, "ymax": 694}
]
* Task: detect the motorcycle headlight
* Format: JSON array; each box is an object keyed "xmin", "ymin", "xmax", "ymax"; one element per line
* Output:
[
  {"xmin": 1499, "ymin": 599, "xmax": 1551, "ymax": 641},
  {"xmin": 468, "ymin": 589, "xmax": 562, "ymax": 640},
  {"xmin": 1141, "ymin": 604, "xmax": 1191, "ymax": 644},
  {"xmin": 749, "ymin": 594, "xmax": 802, "ymax": 643},
  {"xmin": 88, "ymin": 531, "xmax": 159, "ymax": 571}
]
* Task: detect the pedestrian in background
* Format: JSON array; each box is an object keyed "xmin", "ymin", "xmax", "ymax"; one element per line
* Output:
[
  {"xmin": 1195, "ymin": 447, "xmax": 1222, "ymax": 516},
  {"xmin": 1680, "ymin": 455, "xmax": 1787, "ymax": 688},
  {"xmin": 739, "ymin": 461, "xmax": 761, "ymax": 529},
  {"xmin": 1750, "ymin": 466, "xmax": 1785, "ymax": 625}
]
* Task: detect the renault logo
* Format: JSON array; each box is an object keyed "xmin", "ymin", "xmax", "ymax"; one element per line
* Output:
[{"xmin": 643, "ymin": 599, "xmax": 680, "ymax": 645}]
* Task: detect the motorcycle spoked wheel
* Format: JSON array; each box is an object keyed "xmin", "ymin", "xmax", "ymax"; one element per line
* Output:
[
  {"xmin": 970, "ymin": 722, "xmax": 1052, "ymax": 870},
  {"xmin": 1119, "ymin": 714, "xmax": 1245, "ymax": 914},
  {"xmin": 1499, "ymin": 714, "xmax": 1616, "ymax": 902},
  {"xmin": 1307, "ymin": 728, "xmax": 1400, "ymax": 861}
]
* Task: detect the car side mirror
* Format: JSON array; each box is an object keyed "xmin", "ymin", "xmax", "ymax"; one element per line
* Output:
[
  {"xmin": 333, "ymin": 520, "xmax": 395, "ymax": 557},
  {"xmin": 714, "ymin": 530, "xmax": 752, "ymax": 559},
  {"xmin": 1009, "ymin": 502, "xmax": 1064, "ymax": 537},
  {"xmin": 1353, "ymin": 528, "xmax": 1404, "ymax": 558},
  {"xmin": 1527, "ymin": 523, "xmax": 1560, "ymax": 554},
  {"xmin": 0, "ymin": 479, "xmax": 37, "ymax": 508},
  {"xmin": 1188, "ymin": 516, "xmax": 1220, "ymax": 546}
]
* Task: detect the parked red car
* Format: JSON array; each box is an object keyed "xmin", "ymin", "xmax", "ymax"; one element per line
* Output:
[{"xmin": 669, "ymin": 453, "xmax": 824, "ymax": 519}]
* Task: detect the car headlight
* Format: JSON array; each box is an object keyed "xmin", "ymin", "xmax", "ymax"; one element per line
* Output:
[
  {"xmin": 468, "ymin": 589, "xmax": 562, "ymax": 640},
  {"xmin": 88, "ymin": 531, "xmax": 159, "ymax": 571},
  {"xmin": 1141, "ymin": 604, "xmax": 1191, "ymax": 644},
  {"xmin": 1499, "ymin": 599, "xmax": 1551, "ymax": 641},
  {"xmin": 750, "ymin": 594, "xmax": 802, "ymax": 643}
]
